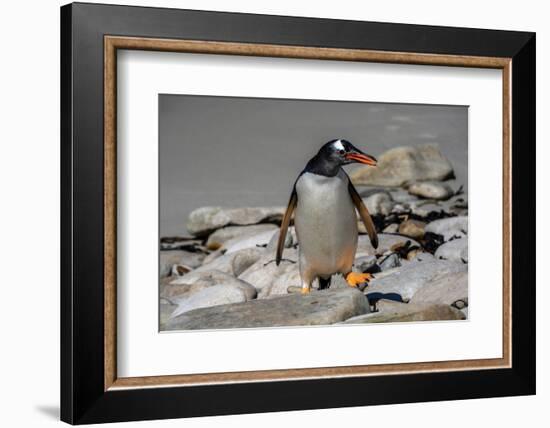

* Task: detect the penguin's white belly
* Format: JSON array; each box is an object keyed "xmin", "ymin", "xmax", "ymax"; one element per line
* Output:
[{"xmin": 294, "ymin": 171, "xmax": 358, "ymax": 277}]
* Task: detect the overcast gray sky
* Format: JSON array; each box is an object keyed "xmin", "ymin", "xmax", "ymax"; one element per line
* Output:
[{"xmin": 159, "ymin": 95, "xmax": 467, "ymax": 237}]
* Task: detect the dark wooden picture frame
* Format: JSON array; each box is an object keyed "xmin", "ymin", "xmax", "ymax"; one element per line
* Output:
[{"xmin": 61, "ymin": 2, "xmax": 535, "ymax": 424}]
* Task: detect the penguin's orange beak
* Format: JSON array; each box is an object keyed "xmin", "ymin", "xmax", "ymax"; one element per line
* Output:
[{"xmin": 346, "ymin": 151, "xmax": 377, "ymax": 166}]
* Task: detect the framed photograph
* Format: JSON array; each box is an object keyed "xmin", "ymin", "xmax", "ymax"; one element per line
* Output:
[{"xmin": 61, "ymin": 2, "xmax": 535, "ymax": 424}]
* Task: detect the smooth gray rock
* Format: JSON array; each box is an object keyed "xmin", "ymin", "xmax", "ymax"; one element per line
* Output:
[
  {"xmin": 266, "ymin": 227, "xmax": 296, "ymax": 252},
  {"xmin": 345, "ymin": 301, "xmax": 464, "ymax": 324},
  {"xmin": 223, "ymin": 229, "xmax": 278, "ymax": 254},
  {"xmin": 169, "ymin": 269, "xmax": 257, "ymax": 300},
  {"xmin": 187, "ymin": 206, "xmax": 285, "ymax": 236},
  {"xmin": 206, "ymin": 224, "xmax": 279, "ymax": 250},
  {"xmin": 239, "ymin": 248, "xmax": 299, "ymax": 296},
  {"xmin": 363, "ymin": 192, "xmax": 394, "ymax": 216},
  {"xmin": 434, "ymin": 238, "xmax": 468, "ymax": 263},
  {"xmin": 169, "ymin": 284, "xmax": 249, "ymax": 319},
  {"xmin": 425, "ymin": 216, "xmax": 468, "ymax": 241},
  {"xmin": 161, "ymin": 282, "xmax": 201, "ymax": 299},
  {"xmin": 378, "ymin": 253, "xmax": 401, "ymax": 271},
  {"xmin": 267, "ymin": 267, "xmax": 302, "ymax": 296},
  {"xmin": 366, "ymin": 260, "xmax": 468, "ymax": 301},
  {"xmin": 160, "ymin": 250, "xmax": 206, "ymax": 277},
  {"xmin": 200, "ymin": 248, "xmax": 225, "ymax": 265},
  {"xmin": 408, "ymin": 181, "xmax": 454, "ymax": 200},
  {"xmin": 164, "ymin": 288, "xmax": 370, "ymax": 330},
  {"xmin": 160, "ymin": 300, "xmax": 178, "ymax": 327},
  {"xmin": 410, "ymin": 270, "xmax": 468, "ymax": 306},
  {"xmin": 192, "ymin": 247, "xmax": 264, "ymax": 276},
  {"xmin": 349, "ymin": 144, "xmax": 454, "ymax": 187},
  {"xmin": 389, "ymin": 188, "xmax": 420, "ymax": 203}
]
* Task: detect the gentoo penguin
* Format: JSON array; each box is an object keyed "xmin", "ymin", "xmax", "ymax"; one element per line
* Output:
[{"xmin": 276, "ymin": 139, "xmax": 379, "ymax": 294}]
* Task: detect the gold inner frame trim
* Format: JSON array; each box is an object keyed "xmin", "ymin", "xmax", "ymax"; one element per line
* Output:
[{"xmin": 104, "ymin": 35, "xmax": 512, "ymax": 391}]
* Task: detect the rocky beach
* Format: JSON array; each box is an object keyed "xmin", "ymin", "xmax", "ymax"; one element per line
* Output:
[{"xmin": 159, "ymin": 144, "xmax": 468, "ymax": 331}]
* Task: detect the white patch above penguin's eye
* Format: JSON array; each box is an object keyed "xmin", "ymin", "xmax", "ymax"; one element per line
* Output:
[{"xmin": 332, "ymin": 140, "xmax": 345, "ymax": 152}]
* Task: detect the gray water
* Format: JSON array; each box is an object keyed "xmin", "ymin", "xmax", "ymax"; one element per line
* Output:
[{"xmin": 160, "ymin": 94, "xmax": 467, "ymax": 237}]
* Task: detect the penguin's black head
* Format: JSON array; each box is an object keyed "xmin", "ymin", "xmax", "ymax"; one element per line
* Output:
[
  {"xmin": 319, "ymin": 139, "xmax": 378, "ymax": 167},
  {"xmin": 305, "ymin": 139, "xmax": 377, "ymax": 177}
]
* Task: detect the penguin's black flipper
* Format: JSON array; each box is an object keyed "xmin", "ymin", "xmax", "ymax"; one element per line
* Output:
[
  {"xmin": 276, "ymin": 187, "xmax": 297, "ymax": 265},
  {"xmin": 348, "ymin": 181, "xmax": 379, "ymax": 249}
]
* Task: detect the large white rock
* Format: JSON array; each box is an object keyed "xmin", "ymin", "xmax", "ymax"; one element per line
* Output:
[
  {"xmin": 350, "ymin": 144, "xmax": 454, "ymax": 187},
  {"xmin": 191, "ymin": 247, "xmax": 264, "ymax": 276},
  {"xmin": 206, "ymin": 224, "xmax": 279, "ymax": 250},
  {"xmin": 223, "ymin": 229, "xmax": 279, "ymax": 254},
  {"xmin": 366, "ymin": 260, "xmax": 467, "ymax": 301},
  {"xmin": 187, "ymin": 206, "xmax": 285, "ymax": 236},
  {"xmin": 169, "ymin": 269, "xmax": 257, "ymax": 300},
  {"xmin": 434, "ymin": 237, "xmax": 468, "ymax": 263},
  {"xmin": 425, "ymin": 216, "xmax": 468, "ymax": 241},
  {"xmin": 159, "ymin": 250, "xmax": 205, "ymax": 277},
  {"xmin": 363, "ymin": 192, "xmax": 395, "ymax": 216},
  {"xmin": 238, "ymin": 248, "xmax": 299, "ymax": 296},
  {"xmin": 169, "ymin": 285, "xmax": 249, "ymax": 319},
  {"xmin": 411, "ymin": 270, "xmax": 468, "ymax": 307}
]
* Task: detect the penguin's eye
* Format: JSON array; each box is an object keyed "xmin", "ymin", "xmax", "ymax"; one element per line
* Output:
[{"xmin": 338, "ymin": 149, "xmax": 345, "ymax": 155}]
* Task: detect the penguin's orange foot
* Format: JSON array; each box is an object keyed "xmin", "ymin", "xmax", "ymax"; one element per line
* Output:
[
  {"xmin": 345, "ymin": 272, "xmax": 374, "ymax": 288},
  {"xmin": 301, "ymin": 287, "xmax": 311, "ymax": 295}
]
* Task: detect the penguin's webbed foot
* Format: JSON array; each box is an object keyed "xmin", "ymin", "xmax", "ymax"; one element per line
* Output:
[{"xmin": 345, "ymin": 272, "xmax": 374, "ymax": 289}]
